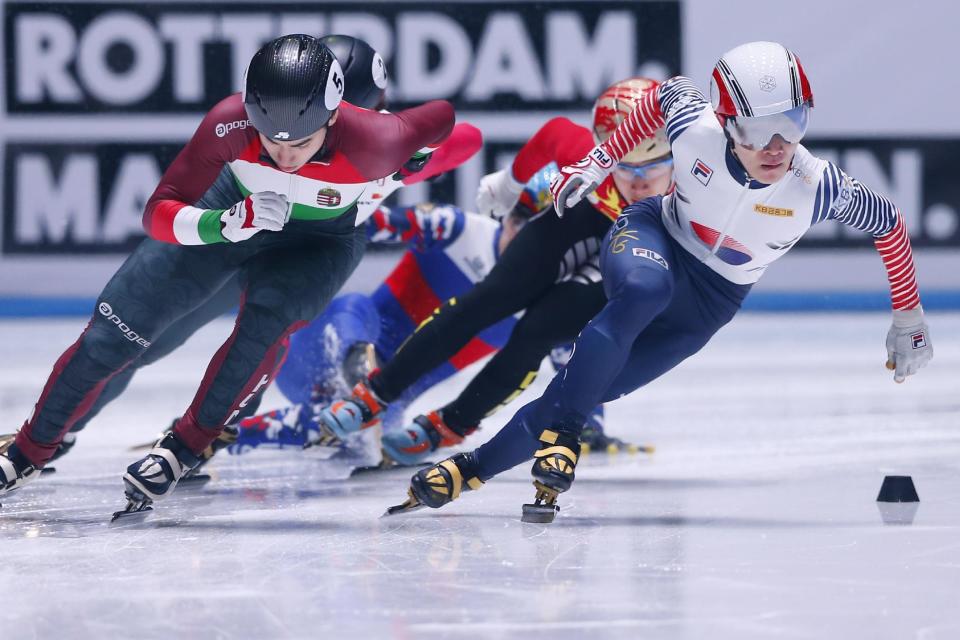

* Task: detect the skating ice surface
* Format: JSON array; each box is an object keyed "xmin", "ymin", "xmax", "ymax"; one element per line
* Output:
[{"xmin": 0, "ymin": 313, "xmax": 958, "ymax": 640}]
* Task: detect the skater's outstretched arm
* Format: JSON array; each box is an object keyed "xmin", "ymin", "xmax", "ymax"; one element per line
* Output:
[{"xmin": 813, "ymin": 163, "xmax": 932, "ymax": 381}]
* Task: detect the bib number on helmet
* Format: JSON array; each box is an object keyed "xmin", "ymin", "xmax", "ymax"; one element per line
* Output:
[{"xmin": 325, "ymin": 59, "xmax": 344, "ymax": 110}]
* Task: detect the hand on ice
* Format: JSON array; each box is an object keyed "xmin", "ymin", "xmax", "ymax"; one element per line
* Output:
[{"xmin": 885, "ymin": 308, "xmax": 933, "ymax": 383}]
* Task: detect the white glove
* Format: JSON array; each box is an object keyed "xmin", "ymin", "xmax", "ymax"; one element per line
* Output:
[
  {"xmin": 476, "ymin": 168, "xmax": 524, "ymax": 219},
  {"xmin": 220, "ymin": 191, "xmax": 289, "ymax": 243},
  {"xmin": 549, "ymin": 146, "xmax": 615, "ymax": 218},
  {"xmin": 885, "ymin": 308, "xmax": 933, "ymax": 383}
]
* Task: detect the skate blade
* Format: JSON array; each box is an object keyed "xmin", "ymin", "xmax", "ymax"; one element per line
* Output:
[
  {"xmin": 521, "ymin": 502, "xmax": 559, "ymax": 524},
  {"xmin": 40, "ymin": 466, "xmax": 57, "ymax": 476},
  {"xmin": 302, "ymin": 431, "xmax": 343, "ymax": 457},
  {"xmin": 110, "ymin": 503, "xmax": 153, "ymax": 524},
  {"xmin": 178, "ymin": 472, "xmax": 211, "ymax": 488},
  {"xmin": 381, "ymin": 490, "xmax": 424, "ymax": 517}
]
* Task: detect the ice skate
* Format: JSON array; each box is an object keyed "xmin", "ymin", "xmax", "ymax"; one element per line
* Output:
[
  {"xmin": 0, "ymin": 443, "xmax": 40, "ymax": 500},
  {"xmin": 580, "ymin": 411, "xmax": 653, "ymax": 455},
  {"xmin": 381, "ymin": 410, "xmax": 476, "ymax": 466},
  {"xmin": 180, "ymin": 424, "xmax": 239, "ymax": 486},
  {"xmin": 0, "ymin": 431, "xmax": 75, "ymax": 473},
  {"xmin": 313, "ymin": 380, "xmax": 386, "ymax": 445},
  {"xmin": 112, "ymin": 432, "xmax": 201, "ymax": 521},
  {"xmin": 383, "ymin": 452, "xmax": 483, "ymax": 516},
  {"xmin": 521, "ymin": 429, "xmax": 581, "ymax": 524}
]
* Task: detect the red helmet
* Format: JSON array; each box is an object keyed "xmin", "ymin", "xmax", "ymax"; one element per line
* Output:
[{"xmin": 591, "ymin": 77, "xmax": 669, "ymax": 164}]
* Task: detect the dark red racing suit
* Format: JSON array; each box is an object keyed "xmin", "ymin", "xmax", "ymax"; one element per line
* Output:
[{"xmin": 12, "ymin": 95, "xmax": 453, "ymax": 466}]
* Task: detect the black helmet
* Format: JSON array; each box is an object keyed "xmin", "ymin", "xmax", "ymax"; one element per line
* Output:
[
  {"xmin": 243, "ymin": 34, "xmax": 344, "ymax": 141},
  {"xmin": 319, "ymin": 34, "xmax": 388, "ymax": 110}
]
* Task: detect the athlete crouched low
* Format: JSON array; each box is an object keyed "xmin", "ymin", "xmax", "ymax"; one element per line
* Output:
[
  {"xmin": 0, "ymin": 34, "xmax": 455, "ymax": 518},
  {"xmin": 385, "ymin": 41, "xmax": 933, "ymax": 522}
]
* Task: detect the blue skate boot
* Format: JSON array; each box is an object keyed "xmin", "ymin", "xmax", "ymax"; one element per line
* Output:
[
  {"xmin": 113, "ymin": 432, "xmax": 201, "ymax": 521},
  {"xmin": 522, "ymin": 428, "xmax": 581, "ymax": 524},
  {"xmin": 314, "ymin": 379, "xmax": 386, "ymax": 445},
  {"xmin": 384, "ymin": 452, "xmax": 484, "ymax": 515},
  {"xmin": 381, "ymin": 410, "xmax": 477, "ymax": 466}
]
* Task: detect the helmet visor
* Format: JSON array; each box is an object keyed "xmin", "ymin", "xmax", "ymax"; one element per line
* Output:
[
  {"xmin": 726, "ymin": 103, "xmax": 810, "ymax": 150},
  {"xmin": 614, "ymin": 156, "xmax": 674, "ymax": 180}
]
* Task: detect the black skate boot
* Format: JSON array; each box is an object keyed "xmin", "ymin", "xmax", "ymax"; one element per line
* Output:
[
  {"xmin": 48, "ymin": 432, "xmax": 78, "ymax": 463},
  {"xmin": 383, "ymin": 452, "xmax": 483, "ymax": 516},
  {"xmin": 521, "ymin": 429, "xmax": 581, "ymax": 524},
  {"xmin": 181, "ymin": 424, "xmax": 239, "ymax": 486},
  {"xmin": 112, "ymin": 432, "xmax": 201, "ymax": 522},
  {"xmin": 0, "ymin": 443, "xmax": 40, "ymax": 500}
]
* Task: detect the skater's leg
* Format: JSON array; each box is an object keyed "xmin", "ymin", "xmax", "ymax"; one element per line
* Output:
[
  {"xmin": 474, "ymin": 216, "xmax": 753, "ymax": 480},
  {"xmin": 526, "ymin": 198, "xmax": 678, "ymax": 427},
  {"xmin": 370, "ymin": 201, "xmax": 611, "ymax": 402},
  {"xmin": 440, "ymin": 281, "xmax": 606, "ymax": 430},
  {"xmin": 68, "ymin": 275, "xmax": 242, "ymax": 435},
  {"xmin": 171, "ymin": 228, "xmax": 366, "ymax": 455},
  {"xmin": 12, "ymin": 240, "xmax": 237, "ymax": 467},
  {"xmin": 383, "ymin": 281, "xmax": 607, "ymax": 466}
]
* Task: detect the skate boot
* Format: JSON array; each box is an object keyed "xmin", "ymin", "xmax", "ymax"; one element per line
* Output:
[
  {"xmin": 113, "ymin": 432, "xmax": 201, "ymax": 521},
  {"xmin": 313, "ymin": 380, "xmax": 386, "ymax": 446},
  {"xmin": 383, "ymin": 452, "xmax": 483, "ymax": 516},
  {"xmin": 0, "ymin": 431, "xmax": 75, "ymax": 471},
  {"xmin": 579, "ymin": 408, "xmax": 653, "ymax": 455},
  {"xmin": 521, "ymin": 429, "xmax": 581, "ymax": 524},
  {"xmin": 381, "ymin": 410, "xmax": 477, "ymax": 466},
  {"xmin": 0, "ymin": 444, "xmax": 40, "ymax": 498},
  {"xmin": 49, "ymin": 432, "xmax": 78, "ymax": 462},
  {"xmin": 181, "ymin": 424, "xmax": 239, "ymax": 485}
]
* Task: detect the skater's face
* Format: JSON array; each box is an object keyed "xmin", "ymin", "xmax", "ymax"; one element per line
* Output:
[
  {"xmin": 260, "ymin": 110, "xmax": 340, "ymax": 173},
  {"xmin": 732, "ymin": 134, "xmax": 798, "ymax": 184},
  {"xmin": 611, "ymin": 156, "xmax": 674, "ymax": 204}
]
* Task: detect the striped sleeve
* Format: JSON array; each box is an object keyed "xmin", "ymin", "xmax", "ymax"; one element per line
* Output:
[
  {"xmin": 659, "ymin": 77, "xmax": 710, "ymax": 143},
  {"xmin": 814, "ymin": 163, "xmax": 921, "ymax": 310},
  {"xmin": 150, "ymin": 202, "xmax": 226, "ymax": 245},
  {"xmin": 599, "ymin": 75, "xmax": 706, "ymax": 160},
  {"xmin": 599, "ymin": 80, "xmax": 665, "ymax": 161},
  {"xmin": 143, "ymin": 94, "xmax": 254, "ymax": 245}
]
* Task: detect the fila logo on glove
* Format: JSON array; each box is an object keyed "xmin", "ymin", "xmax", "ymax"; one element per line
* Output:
[{"xmin": 589, "ymin": 147, "xmax": 614, "ymax": 169}]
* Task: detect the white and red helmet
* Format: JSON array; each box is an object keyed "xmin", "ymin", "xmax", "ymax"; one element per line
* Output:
[
  {"xmin": 709, "ymin": 42, "xmax": 813, "ymax": 149},
  {"xmin": 592, "ymin": 77, "xmax": 670, "ymax": 164}
]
